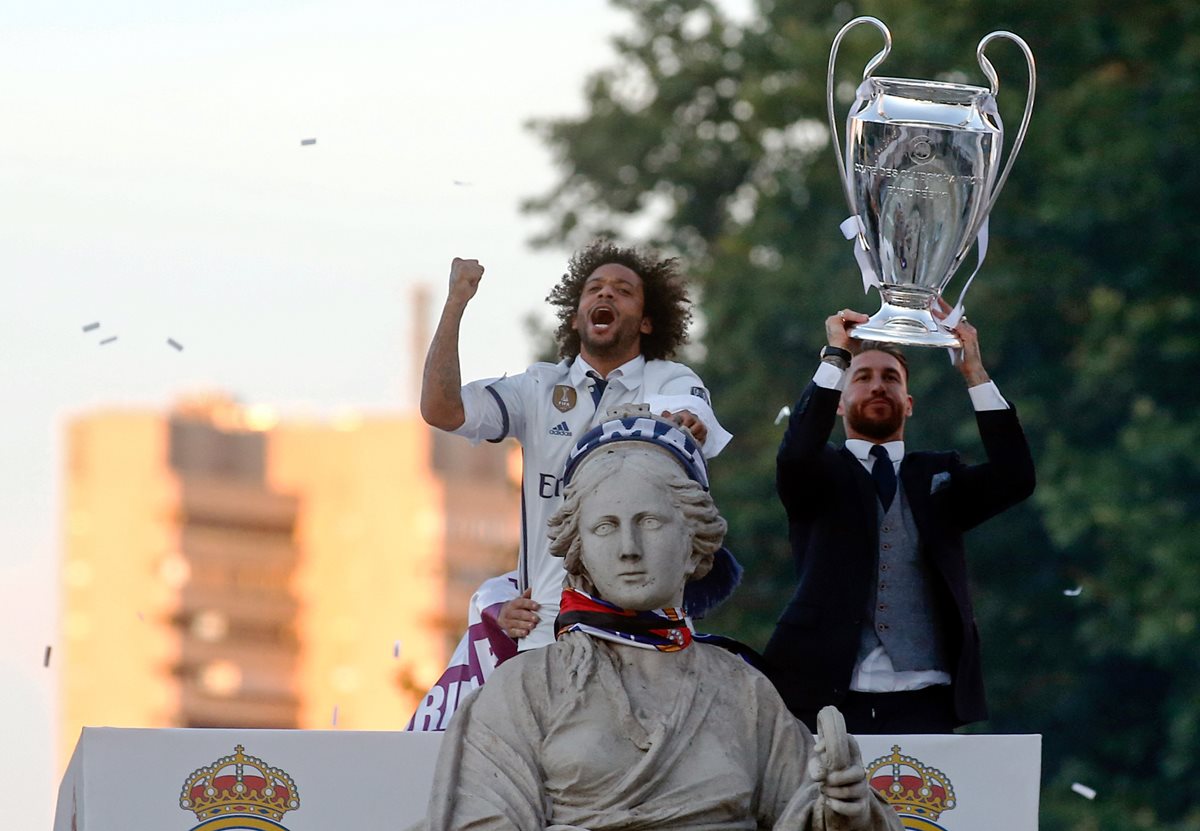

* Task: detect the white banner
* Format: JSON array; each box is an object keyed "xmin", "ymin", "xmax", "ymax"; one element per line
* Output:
[
  {"xmin": 55, "ymin": 727, "xmax": 441, "ymax": 831},
  {"xmin": 56, "ymin": 727, "xmax": 1039, "ymax": 831},
  {"xmin": 857, "ymin": 734, "xmax": 1042, "ymax": 831}
]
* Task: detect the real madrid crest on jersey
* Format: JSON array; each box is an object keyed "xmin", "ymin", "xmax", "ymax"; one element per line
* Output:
[{"xmin": 552, "ymin": 385, "xmax": 577, "ymax": 413}]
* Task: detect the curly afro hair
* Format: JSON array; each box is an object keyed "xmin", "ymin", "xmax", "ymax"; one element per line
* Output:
[{"xmin": 546, "ymin": 239, "xmax": 693, "ymax": 361}]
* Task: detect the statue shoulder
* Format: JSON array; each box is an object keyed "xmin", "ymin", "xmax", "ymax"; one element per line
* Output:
[{"xmin": 456, "ymin": 647, "xmax": 562, "ymax": 727}]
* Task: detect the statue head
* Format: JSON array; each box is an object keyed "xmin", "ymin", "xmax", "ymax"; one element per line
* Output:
[{"xmin": 548, "ymin": 411, "xmax": 738, "ymax": 615}]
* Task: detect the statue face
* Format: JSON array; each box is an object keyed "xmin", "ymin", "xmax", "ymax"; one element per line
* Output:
[{"xmin": 577, "ymin": 465, "xmax": 695, "ymax": 610}]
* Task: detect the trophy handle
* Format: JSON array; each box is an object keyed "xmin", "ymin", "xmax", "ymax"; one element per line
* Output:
[
  {"xmin": 976, "ymin": 31, "xmax": 1037, "ymax": 218},
  {"xmin": 827, "ymin": 16, "xmax": 892, "ymax": 217}
]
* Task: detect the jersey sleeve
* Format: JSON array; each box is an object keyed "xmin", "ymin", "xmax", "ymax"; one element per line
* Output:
[
  {"xmin": 645, "ymin": 368, "xmax": 732, "ymax": 458},
  {"xmin": 452, "ymin": 374, "xmax": 529, "ymax": 444}
]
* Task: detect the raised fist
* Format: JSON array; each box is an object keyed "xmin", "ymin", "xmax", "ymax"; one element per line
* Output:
[{"xmin": 448, "ymin": 257, "xmax": 485, "ymax": 304}]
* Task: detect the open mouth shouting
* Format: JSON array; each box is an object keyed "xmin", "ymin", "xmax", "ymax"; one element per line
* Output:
[{"xmin": 589, "ymin": 305, "xmax": 616, "ymax": 333}]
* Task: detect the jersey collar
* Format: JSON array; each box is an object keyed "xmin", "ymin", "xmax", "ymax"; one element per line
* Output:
[{"xmin": 569, "ymin": 354, "xmax": 646, "ymax": 390}]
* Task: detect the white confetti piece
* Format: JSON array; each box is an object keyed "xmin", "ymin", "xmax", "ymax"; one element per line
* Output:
[
  {"xmin": 82, "ymin": 322, "xmax": 100, "ymax": 332},
  {"xmin": 1072, "ymin": 782, "xmax": 1097, "ymax": 800},
  {"xmin": 43, "ymin": 645, "xmax": 52, "ymax": 667},
  {"xmin": 452, "ymin": 180, "xmax": 473, "ymax": 186},
  {"xmin": 774, "ymin": 406, "xmax": 791, "ymax": 425},
  {"xmin": 167, "ymin": 338, "xmax": 184, "ymax": 351},
  {"xmin": 301, "ymin": 138, "xmax": 317, "ymax": 146},
  {"xmin": 393, "ymin": 641, "xmax": 402, "ymax": 659},
  {"xmin": 1063, "ymin": 587, "xmax": 1082, "ymax": 597},
  {"xmin": 332, "ymin": 705, "xmax": 339, "ymax": 726},
  {"xmin": 100, "ymin": 336, "xmax": 118, "ymax": 345}
]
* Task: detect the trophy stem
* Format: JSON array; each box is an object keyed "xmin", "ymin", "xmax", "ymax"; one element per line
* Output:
[{"xmin": 848, "ymin": 286, "xmax": 962, "ymax": 348}]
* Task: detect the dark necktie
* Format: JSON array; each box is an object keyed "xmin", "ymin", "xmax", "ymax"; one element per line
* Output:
[
  {"xmin": 870, "ymin": 444, "xmax": 897, "ymax": 511},
  {"xmin": 586, "ymin": 370, "xmax": 608, "ymax": 410}
]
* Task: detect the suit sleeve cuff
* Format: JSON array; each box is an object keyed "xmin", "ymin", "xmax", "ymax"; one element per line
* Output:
[
  {"xmin": 813, "ymin": 361, "xmax": 847, "ymax": 391},
  {"xmin": 968, "ymin": 380, "xmax": 1010, "ymax": 411}
]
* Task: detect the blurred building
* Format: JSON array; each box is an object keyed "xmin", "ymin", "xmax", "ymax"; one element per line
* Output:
[{"xmin": 58, "ymin": 393, "xmax": 518, "ymax": 766}]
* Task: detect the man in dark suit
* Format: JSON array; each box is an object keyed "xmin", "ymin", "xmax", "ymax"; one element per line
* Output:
[{"xmin": 763, "ymin": 307, "xmax": 1035, "ymax": 734}]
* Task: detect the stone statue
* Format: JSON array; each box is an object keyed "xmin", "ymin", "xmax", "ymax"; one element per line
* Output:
[{"xmin": 424, "ymin": 414, "xmax": 902, "ymax": 831}]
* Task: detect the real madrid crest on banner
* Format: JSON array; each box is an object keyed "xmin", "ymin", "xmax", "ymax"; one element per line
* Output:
[
  {"xmin": 868, "ymin": 745, "xmax": 957, "ymax": 831},
  {"xmin": 179, "ymin": 745, "xmax": 300, "ymax": 831},
  {"xmin": 552, "ymin": 385, "xmax": 577, "ymax": 413}
]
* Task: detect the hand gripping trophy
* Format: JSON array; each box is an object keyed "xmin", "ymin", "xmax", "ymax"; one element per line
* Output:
[{"xmin": 828, "ymin": 16, "xmax": 1036, "ymax": 347}]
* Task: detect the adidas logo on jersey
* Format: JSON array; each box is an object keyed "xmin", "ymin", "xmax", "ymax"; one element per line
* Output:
[{"xmin": 549, "ymin": 421, "xmax": 573, "ymax": 437}]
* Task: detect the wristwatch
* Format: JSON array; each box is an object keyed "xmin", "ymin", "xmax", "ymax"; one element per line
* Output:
[{"xmin": 819, "ymin": 345, "xmax": 852, "ymax": 370}]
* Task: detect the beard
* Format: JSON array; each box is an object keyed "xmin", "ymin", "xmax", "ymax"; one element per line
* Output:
[
  {"xmin": 578, "ymin": 317, "xmax": 643, "ymax": 359},
  {"xmin": 844, "ymin": 397, "xmax": 905, "ymax": 440}
]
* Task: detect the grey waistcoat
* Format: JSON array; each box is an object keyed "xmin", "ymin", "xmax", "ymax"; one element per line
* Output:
[{"xmin": 857, "ymin": 483, "xmax": 950, "ymax": 672}]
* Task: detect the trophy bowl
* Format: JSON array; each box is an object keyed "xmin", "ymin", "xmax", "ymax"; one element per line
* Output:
[{"xmin": 827, "ymin": 18, "xmax": 1035, "ymax": 348}]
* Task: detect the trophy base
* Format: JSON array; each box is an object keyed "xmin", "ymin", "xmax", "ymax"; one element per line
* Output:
[{"xmin": 848, "ymin": 302, "xmax": 962, "ymax": 349}]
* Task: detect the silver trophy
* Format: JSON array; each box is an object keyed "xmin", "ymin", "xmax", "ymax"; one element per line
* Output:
[{"xmin": 827, "ymin": 17, "xmax": 1035, "ymax": 347}]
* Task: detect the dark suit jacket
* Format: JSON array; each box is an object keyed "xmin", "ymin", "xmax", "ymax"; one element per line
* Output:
[{"xmin": 763, "ymin": 380, "xmax": 1035, "ymax": 726}]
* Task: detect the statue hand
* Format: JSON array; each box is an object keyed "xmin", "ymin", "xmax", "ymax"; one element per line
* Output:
[
  {"xmin": 816, "ymin": 742, "xmax": 872, "ymax": 831},
  {"xmin": 810, "ymin": 707, "xmax": 874, "ymax": 831}
]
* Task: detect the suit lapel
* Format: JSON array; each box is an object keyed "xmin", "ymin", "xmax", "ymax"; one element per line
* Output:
[
  {"xmin": 900, "ymin": 454, "xmax": 933, "ymax": 540},
  {"xmin": 840, "ymin": 446, "xmax": 880, "ymax": 555}
]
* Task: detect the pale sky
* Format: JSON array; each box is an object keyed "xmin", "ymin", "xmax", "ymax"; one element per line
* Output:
[{"xmin": 0, "ymin": 0, "xmax": 752, "ymax": 822}]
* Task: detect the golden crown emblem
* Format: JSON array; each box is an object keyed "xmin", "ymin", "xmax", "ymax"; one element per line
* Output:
[
  {"xmin": 866, "ymin": 745, "xmax": 957, "ymax": 822},
  {"xmin": 180, "ymin": 744, "xmax": 300, "ymax": 829}
]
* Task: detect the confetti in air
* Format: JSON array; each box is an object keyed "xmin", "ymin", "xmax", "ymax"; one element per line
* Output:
[
  {"xmin": 43, "ymin": 646, "xmax": 52, "ymax": 667},
  {"xmin": 1071, "ymin": 783, "xmax": 1097, "ymax": 800},
  {"xmin": 774, "ymin": 406, "xmax": 791, "ymax": 425},
  {"xmin": 1063, "ymin": 587, "xmax": 1082, "ymax": 597},
  {"xmin": 452, "ymin": 180, "xmax": 473, "ymax": 186},
  {"xmin": 332, "ymin": 705, "xmax": 339, "ymax": 726},
  {"xmin": 393, "ymin": 641, "xmax": 402, "ymax": 659},
  {"xmin": 82, "ymin": 322, "xmax": 100, "ymax": 332},
  {"xmin": 301, "ymin": 138, "xmax": 317, "ymax": 146},
  {"xmin": 100, "ymin": 336, "xmax": 119, "ymax": 345},
  {"xmin": 167, "ymin": 338, "xmax": 184, "ymax": 351},
  {"xmin": 137, "ymin": 611, "xmax": 145, "ymax": 622}
]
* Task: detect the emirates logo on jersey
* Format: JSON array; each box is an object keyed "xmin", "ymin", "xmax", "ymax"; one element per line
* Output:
[{"xmin": 552, "ymin": 385, "xmax": 577, "ymax": 413}]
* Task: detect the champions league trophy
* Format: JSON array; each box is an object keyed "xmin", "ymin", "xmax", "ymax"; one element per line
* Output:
[{"xmin": 827, "ymin": 17, "xmax": 1036, "ymax": 347}]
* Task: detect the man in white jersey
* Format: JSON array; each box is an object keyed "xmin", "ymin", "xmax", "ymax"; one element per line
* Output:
[{"xmin": 421, "ymin": 240, "xmax": 731, "ymax": 651}]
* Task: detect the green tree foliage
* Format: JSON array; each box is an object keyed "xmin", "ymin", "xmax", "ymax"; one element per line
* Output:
[{"xmin": 526, "ymin": 1, "xmax": 1200, "ymax": 828}]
